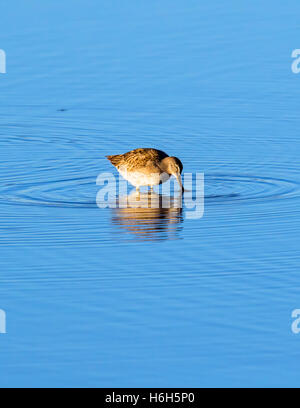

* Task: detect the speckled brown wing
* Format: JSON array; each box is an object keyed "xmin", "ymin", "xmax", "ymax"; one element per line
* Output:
[{"xmin": 106, "ymin": 148, "xmax": 169, "ymax": 171}]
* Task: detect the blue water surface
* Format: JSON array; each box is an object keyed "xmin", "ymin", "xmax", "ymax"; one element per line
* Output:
[{"xmin": 1, "ymin": 0, "xmax": 300, "ymax": 387}]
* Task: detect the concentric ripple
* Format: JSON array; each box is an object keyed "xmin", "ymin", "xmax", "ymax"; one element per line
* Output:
[
  {"xmin": 204, "ymin": 174, "xmax": 300, "ymax": 205},
  {"xmin": 0, "ymin": 173, "xmax": 299, "ymax": 209}
]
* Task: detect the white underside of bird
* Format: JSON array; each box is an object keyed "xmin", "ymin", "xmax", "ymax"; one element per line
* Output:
[{"xmin": 118, "ymin": 168, "xmax": 170, "ymax": 188}]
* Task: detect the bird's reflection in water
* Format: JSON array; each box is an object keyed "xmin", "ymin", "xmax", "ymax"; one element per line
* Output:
[{"xmin": 111, "ymin": 191, "xmax": 183, "ymax": 241}]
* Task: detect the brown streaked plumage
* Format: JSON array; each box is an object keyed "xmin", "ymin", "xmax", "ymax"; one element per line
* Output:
[{"xmin": 106, "ymin": 148, "xmax": 184, "ymax": 192}]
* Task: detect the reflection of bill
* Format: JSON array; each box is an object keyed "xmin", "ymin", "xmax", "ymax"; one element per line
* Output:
[
  {"xmin": 96, "ymin": 172, "xmax": 204, "ymax": 220},
  {"xmin": 0, "ymin": 50, "xmax": 6, "ymax": 74},
  {"xmin": 0, "ymin": 309, "xmax": 6, "ymax": 334},
  {"xmin": 112, "ymin": 192, "xmax": 183, "ymax": 241}
]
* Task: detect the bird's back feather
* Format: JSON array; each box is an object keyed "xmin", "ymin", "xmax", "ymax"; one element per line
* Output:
[{"xmin": 106, "ymin": 148, "xmax": 168, "ymax": 171}]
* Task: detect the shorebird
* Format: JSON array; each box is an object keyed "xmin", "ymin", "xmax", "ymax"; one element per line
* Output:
[{"xmin": 106, "ymin": 148, "xmax": 184, "ymax": 192}]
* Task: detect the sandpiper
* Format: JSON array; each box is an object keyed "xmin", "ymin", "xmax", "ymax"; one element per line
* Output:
[{"xmin": 106, "ymin": 148, "xmax": 184, "ymax": 192}]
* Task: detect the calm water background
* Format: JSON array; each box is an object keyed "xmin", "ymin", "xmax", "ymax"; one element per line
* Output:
[{"xmin": 1, "ymin": 0, "xmax": 300, "ymax": 387}]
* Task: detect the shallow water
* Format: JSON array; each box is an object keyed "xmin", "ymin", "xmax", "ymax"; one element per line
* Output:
[{"xmin": 1, "ymin": 0, "xmax": 300, "ymax": 387}]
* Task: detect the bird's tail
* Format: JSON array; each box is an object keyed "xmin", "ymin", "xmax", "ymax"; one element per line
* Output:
[{"xmin": 106, "ymin": 154, "xmax": 122, "ymax": 167}]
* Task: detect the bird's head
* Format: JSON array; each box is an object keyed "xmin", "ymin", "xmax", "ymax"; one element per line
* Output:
[{"xmin": 160, "ymin": 156, "xmax": 184, "ymax": 192}]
